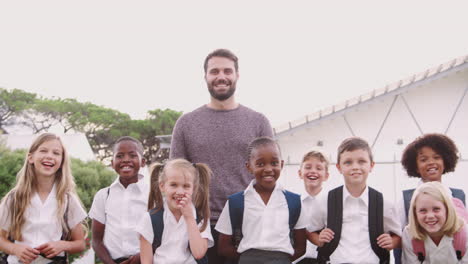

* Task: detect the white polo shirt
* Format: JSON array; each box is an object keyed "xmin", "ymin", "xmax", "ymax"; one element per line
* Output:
[
  {"xmin": 215, "ymin": 180, "xmax": 308, "ymax": 256},
  {"xmin": 402, "ymin": 225, "xmax": 468, "ymax": 263},
  {"xmin": 0, "ymin": 184, "xmax": 87, "ymax": 264},
  {"xmin": 137, "ymin": 201, "xmax": 213, "ymax": 264},
  {"xmin": 88, "ymin": 174, "xmax": 149, "ymax": 259},
  {"xmin": 307, "ymin": 185, "xmax": 401, "ymax": 264}
]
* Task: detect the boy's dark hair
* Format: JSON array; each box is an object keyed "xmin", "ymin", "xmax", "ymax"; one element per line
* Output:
[
  {"xmin": 203, "ymin": 49, "xmax": 239, "ymax": 73},
  {"xmin": 337, "ymin": 137, "xmax": 373, "ymax": 164},
  {"xmin": 246, "ymin": 136, "xmax": 281, "ymax": 161},
  {"xmin": 401, "ymin": 133, "xmax": 459, "ymax": 178},
  {"xmin": 113, "ymin": 136, "xmax": 144, "ymax": 156}
]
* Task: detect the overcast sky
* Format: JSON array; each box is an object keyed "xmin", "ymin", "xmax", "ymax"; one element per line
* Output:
[{"xmin": 1, "ymin": 0, "xmax": 468, "ymax": 128}]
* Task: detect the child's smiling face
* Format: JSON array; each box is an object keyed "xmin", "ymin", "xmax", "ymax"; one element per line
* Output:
[
  {"xmin": 415, "ymin": 193, "xmax": 447, "ymax": 240},
  {"xmin": 246, "ymin": 143, "xmax": 284, "ymax": 191},
  {"xmin": 299, "ymin": 157, "xmax": 329, "ymax": 192},
  {"xmin": 159, "ymin": 168, "xmax": 195, "ymax": 212},
  {"xmin": 112, "ymin": 140, "xmax": 145, "ymax": 180},
  {"xmin": 28, "ymin": 139, "xmax": 63, "ymax": 178},
  {"xmin": 416, "ymin": 146, "xmax": 444, "ymax": 182},
  {"xmin": 337, "ymin": 148, "xmax": 374, "ymax": 188}
]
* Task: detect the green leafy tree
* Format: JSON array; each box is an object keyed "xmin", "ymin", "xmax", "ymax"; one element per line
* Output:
[
  {"xmin": 0, "ymin": 88, "xmax": 37, "ymax": 134},
  {"xmin": 71, "ymin": 158, "xmax": 117, "ymax": 211},
  {"xmin": 0, "ymin": 148, "xmax": 25, "ymax": 199}
]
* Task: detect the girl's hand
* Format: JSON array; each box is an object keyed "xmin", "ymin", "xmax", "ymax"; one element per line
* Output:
[
  {"xmin": 318, "ymin": 228, "xmax": 334, "ymax": 246},
  {"xmin": 377, "ymin": 233, "xmax": 393, "ymax": 250},
  {"xmin": 35, "ymin": 241, "xmax": 66, "ymax": 258},
  {"xmin": 177, "ymin": 193, "xmax": 195, "ymax": 219},
  {"xmin": 13, "ymin": 244, "xmax": 40, "ymax": 264}
]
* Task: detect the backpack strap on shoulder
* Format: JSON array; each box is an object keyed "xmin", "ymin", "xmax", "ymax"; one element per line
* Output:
[
  {"xmin": 450, "ymin": 188, "xmax": 466, "ymax": 206},
  {"xmin": 453, "ymin": 224, "xmax": 467, "ymax": 260},
  {"xmin": 403, "ymin": 189, "xmax": 415, "ymax": 219},
  {"xmin": 317, "ymin": 186, "xmax": 343, "ymax": 263},
  {"xmin": 283, "ymin": 190, "xmax": 301, "ymax": 230},
  {"xmin": 411, "ymin": 238, "xmax": 426, "ymax": 263},
  {"xmin": 368, "ymin": 187, "xmax": 390, "ymax": 264},
  {"xmin": 149, "ymin": 208, "xmax": 165, "ymax": 253},
  {"xmin": 228, "ymin": 191, "xmax": 245, "ymax": 248}
]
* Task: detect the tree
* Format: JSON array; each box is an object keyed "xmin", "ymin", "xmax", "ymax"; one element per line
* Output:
[
  {"xmin": 71, "ymin": 158, "xmax": 116, "ymax": 211},
  {"xmin": 0, "ymin": 148, "xmax": 24, "ymax": 199},
  {"xmin": 0, "ymin": 88, "xmax": 37, "ymax": 134}
]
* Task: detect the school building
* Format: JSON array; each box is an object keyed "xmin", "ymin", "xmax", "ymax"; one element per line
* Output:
[{"xmin": 274, "ymin": 53, "xmax": 468, "ymax": 203}]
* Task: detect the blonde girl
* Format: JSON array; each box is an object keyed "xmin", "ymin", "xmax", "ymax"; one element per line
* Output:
[
  {"xmin": 137, "ymin": 159, "xmax": 213, "ymax": 264},
  {"xmin": 403, "ymin": 181, "xmax": 468, "ymax": 263},
  {"xmin": 0, "ymin": 133, "xmax": 87, "ymax": 264}
]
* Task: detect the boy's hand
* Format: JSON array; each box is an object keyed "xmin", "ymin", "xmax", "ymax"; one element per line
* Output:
[
  {"xmin": 318, "ymin": 228, "xmax": 334, "ymax": 246},
  {"xmin": 178, "ymin": 193, "xmax": 195, "ymax": 219},
  {"xmin": 377, "ymin": 233, "xmax": 393, "ymax": 250},
  {"xmin": 13, "ymin": 244, "xmax": 40, "ymax": 264},
  {"xmin": 35, "ymin": 241, "xmax": 66, "ymax": 258}
]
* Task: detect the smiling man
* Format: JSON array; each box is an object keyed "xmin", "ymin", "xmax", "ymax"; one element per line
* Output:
[{"xmin": 170, "ymin": 49, "xmax": 273, "ymax": 263}]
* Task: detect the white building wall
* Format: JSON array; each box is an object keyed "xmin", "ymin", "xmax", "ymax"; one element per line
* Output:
[{"xmin": 276, "ymin": 67, "xmax": 468, "ymax": 203}]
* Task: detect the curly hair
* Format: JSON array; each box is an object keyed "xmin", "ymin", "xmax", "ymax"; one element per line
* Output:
[{"xmin": 401, "ymin": 133, "xmax": 459, "ymax": 178}]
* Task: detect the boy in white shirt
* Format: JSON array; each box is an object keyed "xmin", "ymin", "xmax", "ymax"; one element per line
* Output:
[
  {"xmin": 308, "ymin": 137, "xmax": 401, "ymax": 264},
  {"xmin": 294, "ymin": 151, "xmax": 330, "ymax": 264},
  {"xmin": 89, "ymin": 136, "xmax": 149, "ymax": 264}
]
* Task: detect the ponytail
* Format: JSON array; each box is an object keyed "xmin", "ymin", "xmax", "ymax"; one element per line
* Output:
[
  {"xmin": 148, "ymin": 163, "xmax": 165, "ymax": 211},
  {"xmin": 193, "ymin": 163, "xmax": 211, "ymax": 232}
]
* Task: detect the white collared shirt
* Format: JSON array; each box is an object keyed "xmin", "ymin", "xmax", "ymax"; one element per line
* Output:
[
  {"xmin": 0, "ymin": 184, "xmax": 87, "ymax": 264},
  {"xmin": 293, "ymin": 189, "xmax": 328, "ymax": 263},
  {"xmin": 136, "ymin": 202, "xmax": 214, "ymax": 264},
  {"xmin": 307, "ymin": 185, "xmax": 401, "ymax": 264},
  {"xmin": 397, "ymin": 180, "xmax": 467, "ymax": 228},
  {"xmin": 402, "ymin": 225, "xmax": 468, "ymax": 263},
  {"xmin": 88, "ymin": 174, "xmax": 149, "ymax": 259},
  {"xmin": 215, "ymin": 180, "xmax": 308, "ymax": 256}
]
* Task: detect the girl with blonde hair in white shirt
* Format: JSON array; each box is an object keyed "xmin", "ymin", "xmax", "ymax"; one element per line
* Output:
[
  {"xmin": 138, "ymin": 159, "xmax": 213, "ymax": 264},
  {"xmin": 403, "ymin": 181, "xmax": 468, "ymax": 263},
  {"xmin": 0, "ymin": 133, "xmax": 87, "ymax": 264}
]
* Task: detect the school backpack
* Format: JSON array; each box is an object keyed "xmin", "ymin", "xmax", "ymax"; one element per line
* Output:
[
  {"xmin": 149, "ymin": 208, "xmax": 208, "ymax": 264},
  {"xmin": 227, "ymin": 190, "xmax": 301, "ymax": 248},
  {"xmin": 410, "ymin": 196, "xmax": 468, "ymax": 263},
  {"xmin": 316, "ymin": 186, "xmax": 389, "ymax": 264},
  {"xmin": 394, "ymin": 187, "xmax": 467, "ymax": 264}
]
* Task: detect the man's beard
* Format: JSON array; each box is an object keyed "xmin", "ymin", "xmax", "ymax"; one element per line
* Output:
[{"xmin": 207, "ymin": 79, "xmax": 236, "ymax": 101}]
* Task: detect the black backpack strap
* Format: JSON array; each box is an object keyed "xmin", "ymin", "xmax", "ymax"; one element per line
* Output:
[
  {"xmin": 368, "ymin": 187, "xmax": 390, "ymax": 264},
  {"xmin": 228, "ymin": 191, "xmax": 245, "ymax": 248},
  {"xmin": 149, "ymin": 208, "xmax": 164, "ymax": 253},
  {"xmin": 317, "ymin": 186, "xmax": 343, "ymax": 263},
  {"xmin": 403, "ymin": 189, "xmax": 415, "ymax": 219},
  {"xmin": 450, "ymin": 188, "xmax": 466, "ymax": 205}
]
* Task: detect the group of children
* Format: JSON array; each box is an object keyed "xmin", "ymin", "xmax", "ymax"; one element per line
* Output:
[{"xmin": 0, "ymin": 132, "xmax": 467, "ymax": 264}]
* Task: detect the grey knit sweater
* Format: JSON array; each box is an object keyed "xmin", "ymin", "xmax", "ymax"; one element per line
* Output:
[{"xmin": 170, "ymin": 104, "xmax": 273, "ymax": 221}]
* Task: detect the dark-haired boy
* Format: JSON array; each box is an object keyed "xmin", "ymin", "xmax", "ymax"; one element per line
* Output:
[
  {"xmin": 90, "ymin": 136, "xmax": 148, "ymax": 264},
  {"xmin": 307, "ymin": 137, "xmax": 401, "ymax": 264}
]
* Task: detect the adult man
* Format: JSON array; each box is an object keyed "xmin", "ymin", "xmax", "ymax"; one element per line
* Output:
[{"xmin": 170, "ymin": 48, "xmax": 273, "ymax": 263}]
